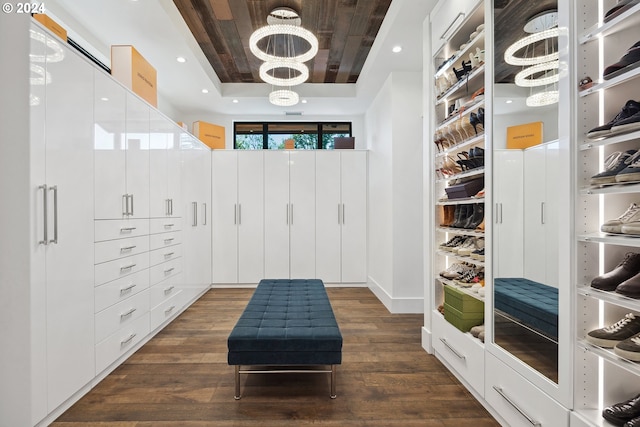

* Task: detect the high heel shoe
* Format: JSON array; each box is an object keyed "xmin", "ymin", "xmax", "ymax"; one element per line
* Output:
[
  {"xmin": 468, "ymin": 146, "xmax": 485, "ymax": 168},
  {"xmin": 469, "ymin": 112, "xmax": 484, "ymax": 134},
  {"xmin": 477, "ymin": 107, "xmax": 485, "ymax": 126}
]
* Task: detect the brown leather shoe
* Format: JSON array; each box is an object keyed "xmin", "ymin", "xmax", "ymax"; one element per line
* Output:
[
  {"xmin": 617, "ymin": 272, "xmax": 640, "ymax": 298},
  {"xmin": 592, "ymin": 252, "xmax": 640, "ymax": 291}
]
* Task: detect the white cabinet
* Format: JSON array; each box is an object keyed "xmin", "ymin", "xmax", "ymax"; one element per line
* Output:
[
  {"xmin": 29, "ymin": 23, "xmax": 95, "ymax": 417},
  {"xmin": 316, "ymin": 150, "xmax": 367, "ymax": 283},
  {"xmin": 430, "ymin": 0, "xmax": 483, "ymax": 54},
  {"xmin": 149, "ymin": 109, "xmax": 181, "ymax": 218},
  {"xmin": 264, "ymin": 151, "xmax": 316, "ymax": 279},
  {"xmin": 212, "ymin": 150, "xmax": 264, "ymax": 284}
]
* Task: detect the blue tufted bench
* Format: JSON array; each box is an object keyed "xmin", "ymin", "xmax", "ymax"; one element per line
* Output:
[
  {"xmin": 227, "ymin": 279, "xmax": 343, "ymax": 399},
  {"xmin": 494, "ymin": 277, "xmax": 558, "ymax": 341}
]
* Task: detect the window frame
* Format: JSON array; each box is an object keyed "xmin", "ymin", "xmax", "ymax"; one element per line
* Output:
[{"xmin": 233, "ymin": 121, "xmax": 352, "ymax": 149}]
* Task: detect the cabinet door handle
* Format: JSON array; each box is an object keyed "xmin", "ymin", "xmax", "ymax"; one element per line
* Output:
[
  {"xmin": 495, "ymin": 203, "xmax": 499, "ymax": 224},
  {"xmin": 439, "ymin": 338, "xmax": 466, "ymax": 360},
  {"xmin": 169, "ymin": 198, "xmax": 173, "ymax": 216},
  {"xmin": 192, "ymin": 202, "xmax": 198, "ymax": 226},
  {"xmin": 164, "ymin": 267, "xmax": 175, "ymax": 274},
  {"xmin": 120, "ymin": 227, "xmax": 137, "ymax": 233},
  {"xmin": 541, "ymin": 202, "xmax": 545, "ymax": 224},
  {"xmin": 493, "ymin": 386, "xmax": 541, "ymax": 426},
  {"xmin": 164, "ymin": 305, "xmax": 176, "ymax": 315},
  {"xmin": 49, "ymin": 185, "xmax": 58, "ymax": 244},
  {"xmin": 164, "ymin": 285, "xmax": 175, "ymax": 294},
  {"xmin": 234, "ymin": 204, "xmax": 237, "ymax": 225},
  {"xmin": 164, "ymin": 252, "xmax": 175, "ymax": 258},
  {"xmin": 338, "ymin": 204, "xmax": 341, "ymax": 225},
  {"xmin": 120, "ymin": 245, "xmax": 136, "ymax": 253},
  {"xmin": 129, "ymin": 194, "xmax": 134, "ymax": 216},
  {"xmin": 164, "ymin": 223, "xmax": 174, "ymax": 229},
  {"xmin": 286, "ymin": 204, "xmax": 289, "ymax": 224},
  {"xmin": 500, "ymin": 203, "xmax": 503, "ymax": 224},
  {"xmin": 290, "ymin": 204, "xmax": 294, "ymax": 225},
  {"xmin": 202, "ymin": 203, "xmax": 207, "ymax": 225},
  {"xmin": 342, "ymin": 204, "xmax": 345, "ymax": 224},
  {"xmin": 39, "ymin": 185, "xmax": 48, "ymax": 245},
  {"xmin": 120, "ymin": 333, "xmax": 136, "ymax": 346},
  {"xmin": 120, "ymin": 307, "xmax": 136, "ymax": 319},
  {"xmin": 238, "ymin": 204, "xmax": 242, "ymax": 225},
  {"xmin": 119, "ymin": 283, "xmax": 136, "ymax": 295},
  {"xmin": 122, "ymin": 194, "xmax": 128, "ymax": 216},
  {"xmin": 440, "ymin": 12, "xmax": 465, "ymax": 41},
  {"xmin": 164, "ymin": 238, "xmax": 174, "ymax": 244},
  {"xmin": 120, "ymin": 263, "xmax": 137, "ymax": 272},
  {"xmin": 165, "ymin": 199, "xmax": 170, "ymax": 216}
]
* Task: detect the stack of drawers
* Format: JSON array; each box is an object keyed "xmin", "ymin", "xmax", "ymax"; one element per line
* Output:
[
  {"xmin": 443, "ymin": 285, "xmax": 484, "ymax": 332},
  {"xmin": 94, "ymin": 219, "xmax": 151, "ymax": 374},
  {"xmin": 148, "ymin": 219, "xmax": 183, "ymax": 331}
]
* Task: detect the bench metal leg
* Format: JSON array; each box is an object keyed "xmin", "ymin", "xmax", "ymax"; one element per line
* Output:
[
  {"xmin": 330, "ymin": 365, "xmax": 337, "ymax": 399},
  {"xmin": 234, "ymin": 365, "xmax": 241, "ymax": 400}
]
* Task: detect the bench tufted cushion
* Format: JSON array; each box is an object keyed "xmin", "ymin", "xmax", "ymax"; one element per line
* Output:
[
  {"xmin": 227, "ymin": 279, "xmax": 343, "ymax": 366},
  {"xmin": 494, "ymin": 277, "xmax": 558, "ymax": 340}
]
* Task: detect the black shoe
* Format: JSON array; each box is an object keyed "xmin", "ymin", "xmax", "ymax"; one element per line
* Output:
[
  {"xmin": 614, "ymin": 333, "xmax": 640, "ymax": 361},
  {"xmin": 590, "ymin": 150, "xmax": 637, "ymax": 184},
  {"xmin": 625, "ymin": 415, "xmax": 640, "ymax": 427},
  {"xmin": 611, "ymin": 110, "xmax": 640, "ymax": 136},
  {"xmin": 604, "ymin": 0, "xmax": 640, "ymax": 23},
  {"xmin": 451, "ymin": 205, "xmax": 470, "ymax": 228},
  {"xmin": 587, "ymin": 100, "xmax": 640, "ymax": 139},
  {"xmin": 591, "ymin": 252, "xmax": 640, "ymax": 291},
  {"xmin": 603, "ymin": 393, "xmax": 640, "ymax": 426},
  {"xmin": 604, "ymin": 41, "xmax": 640, "ymax": 80},
  {"xmin": 586, "ymin": 313, "xmax": 640, "ymax": 348},
  {"xmin": 463, "ymin": 204, "xmax": 484, "ymax": 229}
]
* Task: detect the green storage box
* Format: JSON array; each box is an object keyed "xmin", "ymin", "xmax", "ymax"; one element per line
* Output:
[
  {"xmin": 443, "ymin": 302, "xmax": 484, "ymax": 332},
  {"xmin": 443, "ymin": 285, "xmax": 484, "ymax": 313}
]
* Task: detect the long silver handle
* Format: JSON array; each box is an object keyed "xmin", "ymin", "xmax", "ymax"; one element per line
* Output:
[
  {"xmin": 119, "ymin": 283, "xmax": 136, "ymax": 295},
  {"xmin": 440, "ymin": 12, "xmax": 465, "ymax": 40},
  {"xmin": 239, "ymin": 204, "xmax": 242, "ymax": 225},
  {"xmin": 120, "ymin": 227, "xmax": 136, "ymax": 233},
  {"xmin": 169, "ymin": 198, "xmax": 173, "ymax": 216},
  {"xmin": 129, "ymin": 194, "xmax": 134, "ymax": 216},
  {"xmin": 120, "ymin": 245, "xmax": 136, "ymax": 253},
  {"xmin": 495, "ymin": 203, "xmax": 499, "ymax": 224},
  {"xmin": 192, "ymin": 202, "xmax": 198, "ymax": 226},
  {"xmin": 500, "ymin": 203, "xmax": 503, "ymax": 224},
  {"xmin": 165, "ymin": 199, "xmax": 170, "ymax": 216},
  {"xmin": 342, "ymin": 204, "xmax": 345, "ymax": 224},
  {"xmin": 122, "ymin": 194, "xmax": 128, "ymax": 216},
  {"xmin": 493, "ymin": 386, "xmax": 541, "ymax": 426},
  {"xmin": 286, "ymin": 204, "xmax": 289, "ymax": 224},
  {"xmin": 439, "ymin": 338, "xmax": 466, "ymax": 360},
  {"xmin": 338, "ymin": 204, "xmax": 341, "ymax": 225},
  {"xmin": 120, "ymin": 263, "xmax": 137, "ymax": 272},
  {"xmin": 290, "ymin": 203, "xmax": 294, "ymax": 225},
  {"xmin": 541, "ymin": 202, "xmax": 545, "ymax": 224},
  {"xmin": 202, "ymin": 203, "xmax": 207, "ymax": 225},
  {"xmin": 49, "ymin": 185, "xmax": 58, "ymax": 244},
  {"xmin": 164, "ymin": 305, "xmax": 176, "ymax": 315},
  {"xmin": 120, "ymin": 307, "xmax": 136, "ymax": 319},
  {"xmin": 39, "ymin": 185, "xmax": 48, "ymax": 245},
  {"xmin": 120, "ymin": 333, "xmax": 136, "ymax": 346},
  {"xmin": 234, "ymin": 204, "xmax": 237, "ymax": 225},
  {"xmin": 164, "ymin": 267, "xmax": 175, "ymax": 274},
  {"xmin": 164, "ymin": 252, "xmax": 175, "ymax": 258},
  {"xmin": 164, "ymin": 285, "xmax": 175, "ymax": 294}
]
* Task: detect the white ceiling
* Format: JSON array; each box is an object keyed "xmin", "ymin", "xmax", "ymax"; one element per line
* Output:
[{"xmin": 45, "ymin": 0, "xmax": 436, "ymax": 118}]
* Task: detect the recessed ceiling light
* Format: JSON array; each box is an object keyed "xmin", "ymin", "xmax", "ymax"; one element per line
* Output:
[
  {"xmin": 301, "ymin": 99, "xmax": 307, "ymax": 104},
  {"xmin": 202, "ymin": 89, "xmax": 209, "ymax": 94},
  {"xmin": 392, "ymin": 46, "xmax": 402, "ymax": 53},
  {"xmin": 176, "ymin": 56, "xmax": 186, "ymax": 63},
  {"xmin": 232, "ymin": 99, "xmax": 239, "ymax": 103},
  {"xmin": 506, "ymin": 99, "xmax": 513, "ymax": 104}
]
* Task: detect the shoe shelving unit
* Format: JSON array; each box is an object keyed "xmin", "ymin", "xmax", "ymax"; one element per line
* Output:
[
  {"xmin": 427, "ymin": 0, "xmax": 488, "ymax": 398},
  {"xmin": 573, "ymin": 2, "xmax": 640, "ymax": 426}
]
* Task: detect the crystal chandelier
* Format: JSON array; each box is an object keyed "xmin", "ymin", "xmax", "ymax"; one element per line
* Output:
[
  {"xmin": 505, "ymin": 11, "xmax": 559, "ymax": 107},
  {"xmin": 249, "ymin": 7, "xmax": 318, "ymax": 106}
]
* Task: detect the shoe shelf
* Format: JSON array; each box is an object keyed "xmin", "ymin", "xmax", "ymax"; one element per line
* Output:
[
  {"xmin": 434, "ymin": 30, "xmax": 485, "ymax": 80},
  {"xmin": 436, "ymin": 277, "xmax": 485, "ymax": 301},
  {"xmin": 436, "ymin": 196, "xmax": 484, "ymax": 206},
  {"xmin": 579, "ymin": 3, "xmax": 640, "ymax": 45},
  {"xmin": 436, "ymin": 249, "xmax": 485, "ymax": 266},
  {"xmin": 578, "ymin": 339, "xmax": 640, "ymax": 377},
  {"xmin": 435, "ymin": 132, "xmax": 485, "ymax": 158},
  {"xmin": 579, "ymin": 232, "xmax": 640, "ymax": 247},
  {"xmin": 435, "ymin": 167, "xmax": 485, "ymax": 185},
  {"xmin": 436, "ymin": 64, "xmax": 485, "ymax": 105},
  {"xmin": 436, "ymin": 226, "xmax": 485, "ymax": 237},
  {"xmin": 578, "ymin": 284, "xmax": 640, "ymax": 313},
  {"xmin": 435, "ymin": 100, "xmax": 485, "ymax": 130},
  {"xmin": 579, "ymin": 64, "xmax": 640, "ymax": 99},
  {"xmin": 579, "ymin": 129, "xmax": 640, "ymax": 151},
  {"xmin": 581, "ymin": 181, "xmax": 640, "ymax": 195}
]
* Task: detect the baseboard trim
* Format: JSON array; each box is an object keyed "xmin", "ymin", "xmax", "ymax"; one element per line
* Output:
[
  {"xmin": 422, "ymin": 326, "xmax": 433, "ymax": 354},
  {"xmin": 367, "ymin": 277, "xmax": 424, "ymax": 313}
]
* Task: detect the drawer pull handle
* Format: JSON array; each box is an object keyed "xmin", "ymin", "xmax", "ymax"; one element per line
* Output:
[
  {"xmin": 120, "ymin": 227, "xmax": 137, "ymax": 232},
  {"xmin": 164, "ymin": 223, "xmax": 174, "ymax": 228},
  {"xmin": 439, "ymin": 338, "xmax": 466, "ymax": 360},
  {"xmin": 493, "ymin": 386, "xmax": 541, "ymax": 426},
  {"xmin": 165, "ymin": 305, "xmax": 176, "ymax": 315},
  {"xmin": 120, "ymin": 308, "xmax": 137, "ymax": 319},
  {"xmin": 120, "ymin": 284, "xmax": 136, "ymax": 295},
  {"xmin": 120, "ymin": 263, "xmax": 137, "ymax": 272},
  {"xmin": 164, "ymin": 252, "xmax": 175, "ymax": 258},
  {"xmin": 121, "ymin": 333, "xmax": 136, "ymax": 346},
  {"xmin": 164, "ymin": 268, "xmax": 175, "ymax": 275},
  {"xmin": 120, "ymin": 245, "xmax": 136, "ymax": 253},
  {"xmin": 164, "ymin": 238, "xmax": 174, "ymax": 244},
  {"xmin": 164, "ymin": 285, "xmax": 175, "ymax": 294}
]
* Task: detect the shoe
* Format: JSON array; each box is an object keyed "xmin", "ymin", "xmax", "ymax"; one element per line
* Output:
[
  {"xmin": 464, "ymin": 204, "xmax": 484, "ymax": 229},
  {"xmin": 616, "ymin": 151, "xmax": 640, "ymax": 183},
  {"xmin": 471, "ymin": 248, "xmax": 485, "ymax": 261},
  {"xmin": 451, "ymin": 205, "xmax": 471, "ymax": 228},
  {"xmin": 591, "ymin": 252, "xmax": 640, "ymax": 291},
  {"xmin": 470, "ymin": 324, "xmax": 484, "ymax": 337},
  {"xmin": 579, "ymin": 76, "xmax": 594, "ymax": 91},
  {"xmin": 604, "ymin": 41, "xmax": 640, "ymax": 80},
  {"xmin": 590, "ymin": 150, "xmax": 637, "ymax": 184},
  {"xmin": 601, "ymin": 203, "xmax": 640, "ymax": 234},
  {"xmin": 478, "ymin": 330, "xmax": 485, "ymax": 342},
  {"xmin": 439, "ymin": 235, "xmax": 466, "ymax": 250},
  {"xmin": 586, "ymin": 313, "xmax": 640, "ymax": 348},
  {"xmin": 603, "ymin": 393, "xmax": 640, "ymax": 426},
  {"xmin": 622, "ymin": 222, "xmax": 640, "ymax": 235},
  {"xmin": 617, "ymin": 272, "xmax": 640, "ymax": 298},
  {"xmin": 440, "ymin": 263, "xmax": 467, "ymax": 279},
  {"xmin": 615, "ymin": 334, "xmax": 640, "ymax": 361},
  {"xmin": 612, "ymin": 110, "xmax": 640, "ymax": 136},
  {"xmin": 625, "ymin": 416, "xmax": 640, "ymax": 427},
  {"xmin": 457, "ymin": 237, "xmax": 483, "ymax": 256},
  {"xmin": 587, "ymin": 100, "xmax": 640, "ymax": 139},
  {"xmin": 604, "ymin": 0, "xmax": 640, "ymax": 23}
]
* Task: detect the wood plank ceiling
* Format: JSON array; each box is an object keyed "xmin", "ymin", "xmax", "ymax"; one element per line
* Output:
[{"xmin": 173, "ymin": 0, "xmax": 393, "ymax": 84}]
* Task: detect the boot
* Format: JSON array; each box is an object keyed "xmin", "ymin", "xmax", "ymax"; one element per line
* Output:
[
  {"xmin": 592, "ymin": 252, "xmax": 640, "ymax": 291},
  {"xmin": 451, "ymin": 205, "xmax": 469, "ymax": 228},
  {"xmin": 464, "ymin": 204, "xmax": 484, "ymax": 229}
]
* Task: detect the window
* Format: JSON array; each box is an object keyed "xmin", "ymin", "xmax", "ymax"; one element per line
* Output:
[{"xmin": 234, "ymin": 122, "xmax": 352, "ymax": 149}]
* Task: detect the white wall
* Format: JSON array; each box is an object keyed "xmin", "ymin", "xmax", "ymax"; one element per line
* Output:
[{"xmin": 366, "ymin": 72, "xmax": 424, "ymax": 313}]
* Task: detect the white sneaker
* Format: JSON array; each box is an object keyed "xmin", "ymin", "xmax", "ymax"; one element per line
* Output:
[
  {"xmin": 602, "ymin": 203, "xmax": 640, "ymax": 234},
  {"xmin": 456, "ymin": 237, "xmax": 477, "ymax": 256}
]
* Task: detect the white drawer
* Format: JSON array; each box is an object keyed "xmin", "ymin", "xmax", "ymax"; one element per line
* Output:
[
  {"xmin": 94, "ymin": 269, "xmax": 150, "ymax": 313},
  {"xmin": 95, "ymin": 218, "xmax": 149, "ymax": 242},
  {"xmin": 149, "ymin": 231, "xmax": 182, "ymax": 250},
  {"xmin": 150, "ymin": 273, "xmax": 182, "ymax": 308},
  {"xmin": 95, "ymin": 313, "xmax": 149, "ymax": 375},
  {"xmin": 150, "ymin": 257, "xmax": 182, "ymax": 286},
  {"xmin": 486, "ymin": 352, "xmax": 569, "ymax": 427},
  {"xmin": 150, "ymin": 218, "xmax": 181, "ymax": 235},
  {"xmin": 95, "ymin": 252, "xmax": 150, "ymax": 287},
  {"xmin": 432, "ymin": 313, "xmax": 485, "ymax": 395},
  {"xmin": 149, "ymin": 244, "xmax": 182, "ymax": 267},
  {"xmin": 95, "ymin": 289, "xmax": 149, "ymax": 343},
  {"xmin": 150, "ymin": 290, "xmax": 184, "ymax": 332},
  {"xmin": 95, "ymin": 235, "xmax": 149, "ymax": 265}
]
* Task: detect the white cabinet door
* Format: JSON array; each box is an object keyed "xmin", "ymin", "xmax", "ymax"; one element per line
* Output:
[
  {"xmin": 315, "ymin": 152, "xmax": 342, "ymax": 283},
  {"xmin": 43, "ymin": 35, "xmax": 95, "ymax": 411},
  {"xmin": 494, "ymin": 150, "xmax": 524, "ymax": 278},
  {"xmin": 212, "ymin": 151, "xmax": 238, "ymax": 283},
  {"xmin": 290, "ymin": 151, "xmax": 316, "ymax": 279},
  {"xmin": 523, "ymin": 145, "xmax": 547, "ymax": 284},
  {"xmin": 544, "ymin": 141, "xmax": 559, "ymax": 287},
  {"xmin": 125, "ymin": 93, "xmax": 150, "ymax": 219},
  {"xmin": 238, "ymin": 151, "xmax": 264, "ymax": 283},
  {"xmin": 94, "ymin": 71, "xmax": 127, "ymax": 220},
  {"xmin": 264, "ymin": 151, "xmax": 290, "ymax": 278},
  {"xmin": 167, "ymin": 127, "xmax": 182, "ymax": 218},
  {"xmin": 149, "ymin": 109, "xmax": 169, "ymax": 218},
  {"xmin": 340, "ymin": 151, "xmax": 367, "ymax": 283}
]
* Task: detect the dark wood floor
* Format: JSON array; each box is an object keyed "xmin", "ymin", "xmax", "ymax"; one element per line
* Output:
[{"xmin": 53, "ymin": 287, "xmax": 500, "ymax": 426}]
